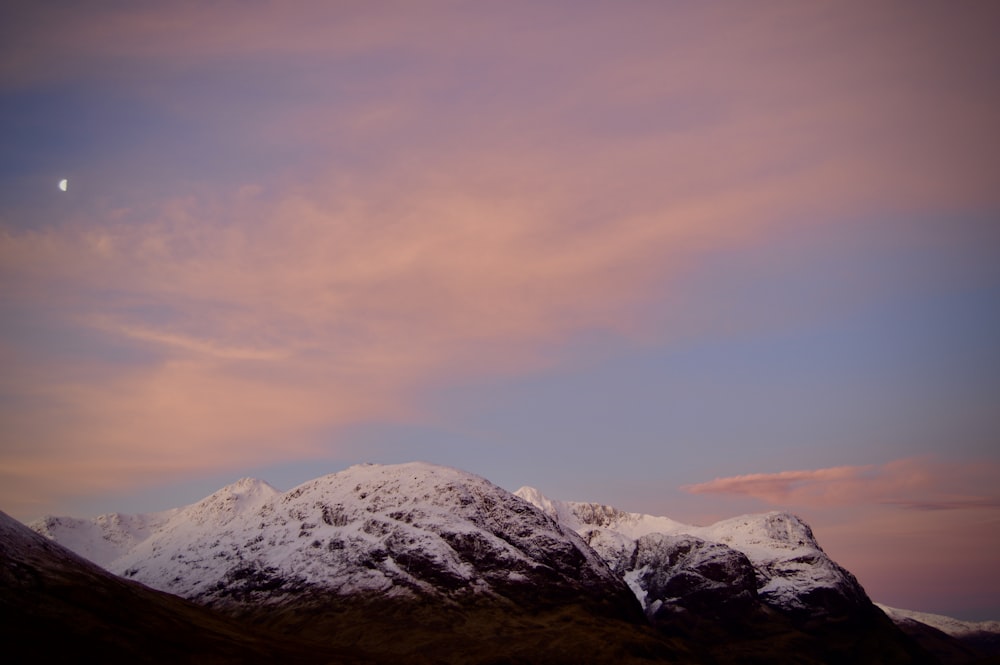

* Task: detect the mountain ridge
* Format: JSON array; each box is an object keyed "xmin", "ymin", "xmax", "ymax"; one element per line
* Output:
[
  {"xmin": 23, "ymin": 461, "xmax": 992, "ymax": 663},
  {"xmin": 515, "ymin": 486, "xmax": 870, "ymax": 617}
]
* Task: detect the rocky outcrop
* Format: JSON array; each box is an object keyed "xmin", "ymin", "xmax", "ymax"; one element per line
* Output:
[{"xmin": 627, "ymin": 534, "xmax": 759, "ymax": 619}]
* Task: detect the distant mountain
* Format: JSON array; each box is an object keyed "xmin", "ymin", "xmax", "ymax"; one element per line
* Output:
[
  {"xmin": 30, "ymin": 477, "xmax": 277, "ymax": 569},
  {"xmin": 25, "ymin": 461, "xmax": 950, "ymax": 663},
  {"xmin": 877, "ymin": 604, "xmax": 1000, "ymax": 665},
  {"xmin": 31, "ymin": 507, "xmax": 179, "ymax": 566}
]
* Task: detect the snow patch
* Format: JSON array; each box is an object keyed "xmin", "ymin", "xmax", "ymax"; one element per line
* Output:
[{"xmin": 623, "ymin": 566, "xmax": 650, "ymax": 608}]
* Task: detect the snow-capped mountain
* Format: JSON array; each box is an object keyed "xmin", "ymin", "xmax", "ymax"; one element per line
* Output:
[
  {"xmin": 34, "ymin": 463, "xmax": 636, "ymax": 617},
  {"xmin": 27, "ymin": 462, "xmax": 952, "ymax": 663},
  {"xmin": 516, "ymin": 487, "xmax": 869, "ymax": 619}
]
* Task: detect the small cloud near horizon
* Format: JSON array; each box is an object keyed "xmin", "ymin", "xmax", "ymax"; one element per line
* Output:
[{"xmin": 682, "ymin": 457, "xmax": 1000, "ymax": 511}]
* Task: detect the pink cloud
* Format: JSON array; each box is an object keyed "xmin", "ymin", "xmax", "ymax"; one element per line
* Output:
[
  {"xmin": 682, "ymin": 458, "xmax": 1000, "ymax": 510},
  {"xmin": 2, "ymin": 2, "xmax": 999, "ymax": 517}
]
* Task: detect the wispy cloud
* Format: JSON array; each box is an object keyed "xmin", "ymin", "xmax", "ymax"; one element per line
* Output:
[{"xmin": 94, "ymin": 321, "xmax": 290, "ymax": 361}]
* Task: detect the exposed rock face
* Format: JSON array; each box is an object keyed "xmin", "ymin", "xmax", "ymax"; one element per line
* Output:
[
  {"xmin": 708, "ymin": 512, "xmax": 871, "ymax": 618},
  {"xmin": 579, "ymin": 521, "xmax": 760, "ymax": 622},
  {"xmin": 626, "ymin": 534, "xmax": 759, "ymax": 620}
]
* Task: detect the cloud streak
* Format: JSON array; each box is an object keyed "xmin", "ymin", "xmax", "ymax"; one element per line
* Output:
[{"xmin": 682, "ymin": 458, "xmax": 1000, "ymax": 511}]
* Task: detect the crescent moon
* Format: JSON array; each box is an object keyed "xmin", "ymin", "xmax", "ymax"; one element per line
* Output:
[{"xmin": 59, "ymin": 179, "xmax": 68, "ymax": 192}]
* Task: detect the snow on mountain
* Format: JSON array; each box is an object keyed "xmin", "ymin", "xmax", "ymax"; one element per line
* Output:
[
  {"xmin": 35, "ymin": 463, "xmax": 632, "ymax": 614},
  {"xmin": 516, "ymin": 487, "xmax": 869, "ymax": 617},
  {"xmin": 29, "ymin": 508, "xmax": 179, "ymax": 567},
  {"xmin": 181, "ymin": 477, "xmax": 281, "ymax": 526},
  {"xmin": 26, "ymin": 477, "xmax": 276, "ymax": 568},
  {"xmin": 38, "ymin": 464, "xmax": 999, "ymax": 645},
  {"xmin": 28, "ymin": 465, "xmax": 993, "ymax": 663},
  {"xmin": 695, "ymin": 512, "xmax": 870, "ymax": 614},
  {"xmin": 876, "ymin": 604, "xmax": 1000, "ymax": 639}
]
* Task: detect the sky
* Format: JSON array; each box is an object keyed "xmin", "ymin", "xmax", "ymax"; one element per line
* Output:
[{"xmin": 1, "ymin": 1, "xmax": 998, "ymax": 620}]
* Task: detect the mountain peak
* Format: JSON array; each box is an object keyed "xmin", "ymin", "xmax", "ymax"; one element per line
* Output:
[
  {"xmin": 212, "ymin": 476, "xmax": 279, "ymax": 498},
  {"xmin": 182, "ymin": 477, "xmax": 279, "ymax": 527},
  {"xmin": 230, "ymin": 476, "xmax": 277, "ymax": 490},
  {"xmin": 703, "ymin": 511, "xmax": 818, "ymax": 548}
]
